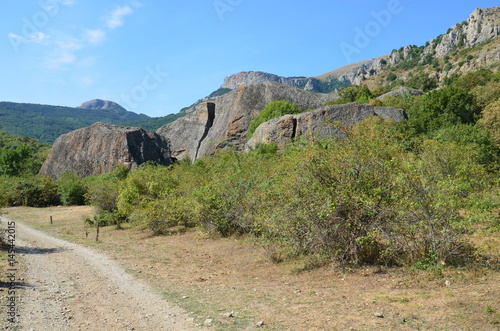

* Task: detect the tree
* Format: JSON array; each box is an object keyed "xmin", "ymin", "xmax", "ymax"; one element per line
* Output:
[
  {"xmin": 407, "ymin": 86, "xmax": 480, "ymax": 134},
  {"xmin": 55, "ymin": 172, "xmax": 86, "ymax": 206}
]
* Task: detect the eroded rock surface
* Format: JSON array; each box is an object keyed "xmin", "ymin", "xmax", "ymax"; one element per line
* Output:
[
  {"xmin": 40, "ymin": 122, "xmax": 171, "ymax": 178},
  {"xmin": 157, "ymin": 82, "xmax": 337, "ymax": 161},
  {"xmin": 246, "ymin": 103, "xmax": 407, "ymax": 150}
]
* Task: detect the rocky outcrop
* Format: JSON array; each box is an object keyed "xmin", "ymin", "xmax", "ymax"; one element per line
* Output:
[
  {"xmin": 40, "ymin": 122, "xmax": 171, "ymax": 179},
  {"xmin": 317, "ymin": 7, "xmax": 500, "ymax": 85},
  {"xmin": 221, "ymin": 71, "xmax": 308, "ymax": 90},
  {"xmin": 245, "ymin": 103, "xmax": 407, "ymax": 150},
  {"xmin": 157, "ymin": 82, "xmax": 338, "ymax": 161},
  {"xmin": 427, "ymin": 7, "xmax": 500, "ymax": 58}
]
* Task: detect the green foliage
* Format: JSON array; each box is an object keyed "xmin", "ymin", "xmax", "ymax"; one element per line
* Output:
[
  {"xmin": 0, "ymin": 175, "xmax": 59, "ymax": 207},
  {"xmin": 386, "ymin": 73, "xmax": 398, "ymax": 82},
  {"xmin": 430, "ymin": 124, "xmax": 500, "ymax": 167},
  {"xmin": 55, "ymin": 172, "xmax": 86, "ymax": 206},
  {"xmin": 451, "ymin": 69, "xmax": 493, "ymax": 90},
  {"xmin": 121, "ymin": 113, "xmax": 186, "ymax": 132},
  {"xmin": 479, "ymin": 99, "xmax": 500, "ymax": 145},
  {"xmin": 406, "ymin": 86, "xmax": 480, "ymax": 134},
  {"xmin": 404, "ymin": 72, "xmax": 438, "ymax": 92},
  {"xmin": 297, "ymin": 78, "xmax": 351, "ymax": 93},
  {"xmin": 85, "ymin": 165, "xmax": 129, "ymax": 212},
  {"xmin": 85, "ymin": 210, "xmax": 128, "ymax": 228},
  {"xmin": 0, "ymin": 132, "xmax": 49, "ymax": 176},
  {"xmin": 0, "ymin": 102, "xmax": 154, "ymax": 144},
  {"xmin": 326, "ymin": 85, "xmax": 375, "ymax": 105},
  {"xmin": 247, "ymin": 100, "xmax": 302, "ymax": 138}
]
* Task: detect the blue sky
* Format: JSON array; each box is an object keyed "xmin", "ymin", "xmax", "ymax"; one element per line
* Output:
[{"xmin": 0, "ymin": 1, "xmax": 498, "ymax": 117}]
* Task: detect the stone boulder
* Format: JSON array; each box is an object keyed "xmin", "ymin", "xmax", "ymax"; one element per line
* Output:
[
  {"xmin": 157, "ymin": 82, "xmax": 337, "ymax": 161},
  {"xmin": 40, "ymin": 122, "xmax": 171, "ymax": 179},
  {"xmin": 245, "ymin": 103, "xmax": 407, "ymax": 150}
]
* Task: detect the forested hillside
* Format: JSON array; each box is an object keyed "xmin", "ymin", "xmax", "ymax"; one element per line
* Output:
[{"xmin": 0, "ymin": 102, "xmax": 180, "ymax": 143}]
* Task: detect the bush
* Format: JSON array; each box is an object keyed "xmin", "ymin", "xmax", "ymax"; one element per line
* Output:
[
  {"xmin": 246, "ymin": 119, "xmax": 488, "ymax": 266},
  {"xmin": 55, "ymin": 172, "xmax": 86, "ymax": 206},
  {"xmin": 386, "ymin": 73, "xmax": 397, "ymax": 82},
  {"xmin": 406, "ymin": 86, "xmax": 480, "ymax": 134}
]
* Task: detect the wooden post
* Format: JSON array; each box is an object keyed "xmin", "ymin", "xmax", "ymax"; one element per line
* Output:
[
  {"xmin": 96, "ymin": 222, "xmax": 100, "ymax": 242},
  {"xmin": 50, "ymin": 216, "xmax": 53, "ymax": 224}
]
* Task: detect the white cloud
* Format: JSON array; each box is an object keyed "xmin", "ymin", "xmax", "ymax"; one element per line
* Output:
[
  {"xmin": 84, "ymin": 29, "xmax": 106, "ymax": 45},
  {"xmin": 33, "ymin": 3, "xmax": 139, "ymax": 70},
  {"xmin": 8, "ymin": 32, "xmax": 49, "ymax": 44},
  {"xmin": 45, "ymin": 36, "xmax": 83, "ymax": 69},
  {"xmin": 106, "ymin": 6, "xmax": 133, "ymax": 30},
  {"xmin": 31, "ymin": 32, "xmax": 50, "ymax": 43}
]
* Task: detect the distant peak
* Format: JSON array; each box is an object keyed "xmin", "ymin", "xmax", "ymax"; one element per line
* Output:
[{"xmin": 78, "ymin": 99, "xmax": 126, "ymax": 111}]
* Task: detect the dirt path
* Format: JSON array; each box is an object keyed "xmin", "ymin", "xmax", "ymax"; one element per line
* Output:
[{"xmin": 1, "ymin": 216, "xmax": 199, "ymax": 331}]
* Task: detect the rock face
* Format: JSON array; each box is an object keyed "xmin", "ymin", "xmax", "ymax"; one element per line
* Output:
[
  {"xmin": 246, "ymin": 103, "xmax": 407, "ymax": 150},
  {"xmin": 430, "ymin": 7, "xmax": 500, "ymax": 58},
  {"xmin": 221, "ymin": 71, "xmax": 308, "ymax": 90},
  {"xmin": 157, "ymin": 82, "xmax": 337, "ymax": 161},
  {"xmin": 317, "ymin": 7, "xmax": 500, "ymax": 85},
  {"xmin": 40, "ymin": 122, "xmax": 171, "ymax": 179}
]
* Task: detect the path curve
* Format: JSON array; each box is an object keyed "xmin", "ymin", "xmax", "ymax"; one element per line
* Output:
[{"xmin": 1, "ymin": 217, "xmax": 198, "ymax": 330}]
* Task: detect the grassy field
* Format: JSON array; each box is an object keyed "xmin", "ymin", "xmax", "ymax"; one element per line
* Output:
[{"xmin": 1, "ymin": 206, "xmax": 499, "ymax": 330}]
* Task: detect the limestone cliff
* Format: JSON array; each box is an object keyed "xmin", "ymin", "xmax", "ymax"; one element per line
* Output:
[
  {"xmin": 40, "ymin": 122, "xmax": 171, "ymax": 179},
  {"xmin": 317, "ymin": 7, "xmax": 500, "ymax": 85},
  {"xmin": 245, "ymin": 103, "xmax": 407, "ymax": 150},
  {"xmin": 221, "ymin": 71, "xmax": 308, "ymax": 90}
]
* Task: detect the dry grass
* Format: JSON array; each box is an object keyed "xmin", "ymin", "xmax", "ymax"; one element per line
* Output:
[{"xmin": 2, "ymin": 206, "xmax": 500, "ymax": 330}]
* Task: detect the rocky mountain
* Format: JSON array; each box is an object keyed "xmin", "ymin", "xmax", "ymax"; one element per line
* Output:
[
  {"xmin": 78, "ymin": 99, "xmax": 127, "ymax": 112},
  {"xmin": 38, "ymin": 7, "xmax": 499, "ymax": 177},
  {"xmin": 156, "ymin": 82, "xmax": 338, "ymax": 161},
  {"xmin": 319, "ymin": 7, "xmax": 500, "ymax": 86},
  {"xmin": 221, "ymin": 7, "xmax": 500, "ymax": 91},
  {"xmin": 246, "ymin": 103, "xmax": 407, "ymax": 151},
  {"xmin": 39, "ymin": 123, "xmax": 171, "ymax": 179}
]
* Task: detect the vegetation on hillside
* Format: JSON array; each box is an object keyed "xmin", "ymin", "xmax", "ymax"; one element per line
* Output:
[
  {"xmin": 1, "ymin": 68, "xmax": 499, "ymax": 270},
  {"xmin": 0, "ymin": 101, "xmax": 182, "ymax": 143},
  {"xmin": 120, "ymin": 112, "xmax": 186, "ymax": 132}
]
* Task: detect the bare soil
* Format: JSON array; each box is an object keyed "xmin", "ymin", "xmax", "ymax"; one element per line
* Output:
[{"xmin": 1, "ymin": 206, "xmax": 499, "ymax": 330}]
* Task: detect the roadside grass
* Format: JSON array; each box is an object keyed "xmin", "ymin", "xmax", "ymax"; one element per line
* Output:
[{"xmin": 2, "ymin": 206, "xmax": 500, "ymax": 330}]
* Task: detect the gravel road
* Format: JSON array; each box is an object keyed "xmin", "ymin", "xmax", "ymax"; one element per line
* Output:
[{"xmin": 1, "ymin": 217, "xmax": 198, "ymax": 331}]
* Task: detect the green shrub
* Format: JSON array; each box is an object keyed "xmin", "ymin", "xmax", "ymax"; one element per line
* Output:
[
  {"xmin": 55, "ymin": 172, "xmax": 86, "ymax": 206},
  {"xmin": 406, "ymin": 86, "xmax": 480, "ymax": 134},
  {"xmin": 386, "ymin": 73, "xmax": 397, "ymax": 82}
]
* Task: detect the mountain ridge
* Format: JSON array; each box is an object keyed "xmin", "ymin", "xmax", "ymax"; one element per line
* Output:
[{"xmin": 220, "ymin": 7, "xmax": 500, "ymax": 92}]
